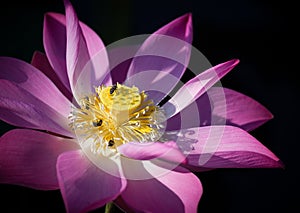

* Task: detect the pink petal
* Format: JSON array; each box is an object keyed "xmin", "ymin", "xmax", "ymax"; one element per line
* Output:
[
  {"xmin": 44, "ymin": 11, "xmax": 111, "ymax": 101},
  {"xmin": 56, "ymin": 150, "xmax": 126, "ymax": 213},
  {"xmin": 118, "ymin": 141, "xmax": 186, "ymax": 164},
  {"xmin": 166, "ymin": 87, "xmax": 273, "ymax": 131},
  {"xmin": 125, "ymin": 14, "xmax": 193, "ymax": 104},
  {"xmin": 43, "ymin": 12, "xmax": 71, "ymax": 92},
  {"xmin": 0, "ymin": 129, "xmax": 79, "ymax": 190},
  {"xmin": 63, "ymin": 0, "xmax": 111, "ymax": 100},
  {"xmin": 120, "ymin": 158, "xmax": 202, "ymax": 213},
  {"xmin": 0, "ymin": 57, "xmax": 72, "ymax": 119},
  {"xmin": 156, "ymin": 13, "xmax": 193, "ymax": 42},
  {"xmin": 109, "ymin": 47, "xmax": 137, "ymax": 84},
  {"xmin": 165, "ymin": 59, "xmax": 239, "ymax": 118},
  {"xmin": 0, "ymin": 79, "xmax": 72, "ymax": 137},
  {"xmin": 208, "ymin": 87, "xmax": 273, "ymax": 131},
  {"xmin": 168, "ymin": 126, "xmax": 282, "ymax": 169},
  {"xmin": 31, "ymin": 51, "xmax": 73, "ymax": 101},
  {"xmin": 165, "ymin": 90, "xmax": 211, "ymax": 131}
]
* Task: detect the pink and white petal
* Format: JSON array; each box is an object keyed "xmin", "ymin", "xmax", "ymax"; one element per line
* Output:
[
  {"xmin": 120, "ymin": 158, "xmax": 202, "ymax": 213},
  {"xmin": 43, "ymin": 12, "xmax": 71, "ymax": 91},
  {"xmin": 44, "ymin": 11, "xmax": 111, "ymax": 101},
  {"xmin": 31, "ymin": 51, "xmax": 73, "ymax": 101},
  {"xmin": 166, "ymin": 87, "xmax": 273, "ymax": 132},
  {"xmin": 165, "ymin": 59, "xmax": 239, "ymax": 118},
  {"xmin": 0, "ymin": 80, "xmax": 72, "ymax": 137},
  {"xmin": 0, "ymin": 57, "xmax": 73, "ymax": 119},
  {"xmin": 125, "ymin": 14, "xmax": 193, "ymax": 104},
  {"xmin": 56, "ymin": 150, "xmax": 126, "ymax": 213},
  {"xmin": 0, "ymin": 129, "xmax": 79, "ymax": 190},
  {"xmin": 78, "ymin": 13, "xmax": 112, "ymax": 89},
  {"xmin": 168, "ymin": 126, "xmax": 282, "ymax": 169},
  {"xmin": 63, "ymin": 0, "xmax": 111, "ymax": 101},
  {"xmin": 118, "ymin": 141, "xmax": 186, "ymax": 164}
]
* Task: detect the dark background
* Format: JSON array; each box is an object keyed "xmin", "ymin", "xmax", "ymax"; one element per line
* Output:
[{"xmin": 0, "ymin": 0, "xmax": 297, "ymax": 212}]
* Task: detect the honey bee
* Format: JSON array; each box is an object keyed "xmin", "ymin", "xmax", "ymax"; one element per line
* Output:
[
  {"xmin": 110, "ymin": 84, "xmax": 117, "ymax": 94},
  {"xmin": 92, "ymin": 119, "xmax": 102, "ymax": 127},
  {"xmin": 108, "ymin": 139, "xmax": 115, "ymax": 147}
]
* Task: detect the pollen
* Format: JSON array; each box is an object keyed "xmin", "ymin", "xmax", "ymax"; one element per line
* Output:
[{"xmin": 69, "ymin": 83, "xmax": 165, "ymax": 156}]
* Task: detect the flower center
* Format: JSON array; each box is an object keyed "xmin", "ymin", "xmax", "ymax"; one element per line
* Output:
[{"xmin": 69, "ymin": 83, "xmax": 165, "ymax": 156}]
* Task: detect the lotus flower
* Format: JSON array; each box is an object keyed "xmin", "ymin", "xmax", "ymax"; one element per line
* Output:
[{"xmin": 0, "ymin": 0, "xmax": 282, "ymax": 212}]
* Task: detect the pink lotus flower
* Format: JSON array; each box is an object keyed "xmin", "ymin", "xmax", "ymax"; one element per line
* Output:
[{"xmin": 0, "ymin": 0, "xmax": 282, "ymax": 212}]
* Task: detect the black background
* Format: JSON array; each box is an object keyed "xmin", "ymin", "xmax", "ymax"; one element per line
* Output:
[{"xmin": 0, "ymin": 0, "xmax": 297, "ymax": 212}]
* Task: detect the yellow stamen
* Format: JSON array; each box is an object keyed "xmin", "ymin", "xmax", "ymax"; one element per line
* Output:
[{"xmin": 69, "ymin": 83, "xmax": 165, "ymax": 156}]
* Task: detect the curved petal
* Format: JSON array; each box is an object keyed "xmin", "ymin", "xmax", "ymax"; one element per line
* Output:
[
  {"xmin": 125, "ymin": 14, "xmax": 193, "ymax": 104},
  {"xmin": 165, "ymin": 59, "xmax": 239, "ymax": 118},
  {"xmin": 56, "ymin": 150, "xmax": 126, "ymax": 213},
  {"xmin": 165, "ymin": 126, "xmax": 282, "ymax": 169},
  {"xmin": 63, "ymin": 0, "xmax": 111, "ymax": 101},
  {"xmin": 44, "ymin": 10, "xmax": 111, "ymax": 100},
  {"xmin": 0, "ymin": 57, "xmax": 73, "ymax": 119},
  {"xmin": 43, "ymin": 12, "xmax": 71, "ymax": 92},
  {"xmin": 0, "ymin": 129, "xmax": 79, "ymax": 190},
  {"xmin": 0, "ymin": 79, "xmax": 72, "ymax": 137},
  {"xmin": 166, "ymin": 87, "xmax": 273, "ymax": 131},
  {"xmin": 120, "ymin": 158, "xmax": 202, "ymax": 213},
  {"xmin": 31, "ymin": 51, "xmax": 73, "ymax": 101},
  {"xmin": 118, "ymin": 141, "xmax": 186, "ymax": 164}
]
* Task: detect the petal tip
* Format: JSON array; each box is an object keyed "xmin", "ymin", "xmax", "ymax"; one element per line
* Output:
[
  {"xmin": 44, "ymin": 12, "xmax": 52, "ymax": 19},
  {"xmin": 274, "ymin": 159, "xmax": 285, "ymax": 169},
  {"xmin": 277, "ymin": 160, "xmax": 285, "ymax": 169},
  {"xmin": 155, "ymin": 12, "xmax": 193, "ymax": 43},
  {"xmin": 44, "ymin": 12, "xmax": 60, "ymax": 22},
  {"xmin": 171, "ymin": 13, "xmax": 191, "ymax": 23},
  {"xmin": 179, "ymin": 13, "xmax": 193, "ymax": 36},
  {"xmin": 267, "ymin": 110, "xmax": 274, "ymax": 120},
  {"xmin": 230, "ymin": 58, "xmax": 240, "ymax": 66},
  {"xmin": 63, "ymin": 0, "xmax": 71, "ymax": 7},
  {"xmin": 180, "ymin": 12, "xmax": 192, "ymax": 23}
]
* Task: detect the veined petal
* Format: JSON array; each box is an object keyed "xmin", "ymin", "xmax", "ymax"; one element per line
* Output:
[
  {"xmin": 166, "ymin": 87, "xmax": 273, "ymax": 131},
  {"xmin": 165, "ymin": 59, "xmax": 239, "ymax": 118},
  {"xmin": 44, "ymin": 11, "xmax": 111, "ymax": 96},
  {"xmin": 120, "ymin": 158, "xmax": 202, "ymax": 213},
  {"xmin": 31, "ymin": 51, "xmax": 73, "ymax": 101},
  {"xmin": 125, "ymin": 14, "xmax": 193, "ymax": 104},
  {"xmin": 56, "ymin": 150, "xmax": 126, "ymax": 213},
  {"xmin": 0, "ymin": 57, "xmax": 73, "ymax": 119},
  {"xmin": 43, "ymin": 12, "xmax": 71, "ymax": 92},
  {"xmin": 166, "ymin": 126, "xmax": 282, "ymax": 169},
  {"xmin": 118, "ymin": 141, "xmax": 186, "ymax": 164},
  {"xmin": 208, "ymin": 87, "xmax": 273, "ymax": 131},
  {"xmin": 0, "ymin": 80, "xmax": 72, "ymax": 137},
  {"xmin": 63, "ymin": 0, "xmax": 111, "ymax": 101},
  {"xmin": 0, "ymin": 129, "xmax": 79, "ymax": 190}
]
